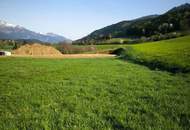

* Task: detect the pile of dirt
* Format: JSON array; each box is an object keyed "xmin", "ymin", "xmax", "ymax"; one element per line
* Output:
[{"xmin": 13, "ymin": 43, "xmax": 62, "ymax": 56}]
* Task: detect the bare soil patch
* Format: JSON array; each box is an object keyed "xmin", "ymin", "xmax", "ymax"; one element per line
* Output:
[{"xmin": 11, "ymin": 43, "xmax": 115, "ymax": 58}]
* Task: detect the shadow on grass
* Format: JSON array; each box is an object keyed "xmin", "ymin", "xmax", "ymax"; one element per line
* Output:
[
  {"xmin": 105, "ymin": 116, "xmax": 133, "ymax": 130},
  {"xmin": 112, "ymin": 47, "xmax": 190, "ymax": 73},
  {"xmin": 123, "ymin": 57, "xmax": 190, "ymax": 73}
]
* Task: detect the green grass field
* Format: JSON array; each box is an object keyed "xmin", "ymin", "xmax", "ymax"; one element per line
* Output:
[
  {"xmin": 0, "ymin": 57, "xmax": 190, "ymax": 130},
  {"xmin": 70, "ymin": 44, "xmax": 128, "ymax": 54},
  {"xmin": 121, "ymin": 36, "xmax": 190, "ymax": 72},
  {"xmin": 102, "ymin": 38, "xmax": 131, "ymax": 44}
]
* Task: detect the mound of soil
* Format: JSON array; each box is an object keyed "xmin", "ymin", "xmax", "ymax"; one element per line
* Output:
[{"xmin": 13, "ymin": 43, "xmax": 62, "ymax": 56}]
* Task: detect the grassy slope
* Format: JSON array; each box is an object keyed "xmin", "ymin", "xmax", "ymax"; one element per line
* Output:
[
  {"xmin": 123, "ymin": 36, "xmax": 190, "ymax": 72},
  {"xmin": 72, "ymin": 44, "xmax": 129, "ymax": 54},
  {"xmin": 0, "ymin": 57, "xmax": 190, "ymax": 130}
]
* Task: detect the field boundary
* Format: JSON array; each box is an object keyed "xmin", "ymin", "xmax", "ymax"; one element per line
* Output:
[{"xmin": 10, "ymin": 54, "xmax": 116, "ymax": 59}]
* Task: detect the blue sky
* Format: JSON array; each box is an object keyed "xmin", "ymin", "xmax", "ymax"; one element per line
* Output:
[{"xmin": 0, "ymin": 0, "xmax": 189, "ymax": 40}]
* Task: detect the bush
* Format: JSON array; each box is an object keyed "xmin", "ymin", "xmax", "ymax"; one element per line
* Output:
[{"xmin": 111, "ymin": 48, "xmax": 126, "ymax": 56}]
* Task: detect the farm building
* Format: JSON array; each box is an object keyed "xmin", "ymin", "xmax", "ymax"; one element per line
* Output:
[{"xmin": 0, "ymin": 51, "xmax": 11, "ymax": 56}]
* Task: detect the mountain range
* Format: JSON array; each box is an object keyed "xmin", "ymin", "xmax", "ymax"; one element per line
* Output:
[
  {"xmin": 1, "ymin": 3, "xmax": 190, "ymax": 44},
  {"xmin": 76, "ymin": 3, "xmax": 190, "ymax": 44},
  {"xmin": 0, "ymin": 20, "xmax": 71, "ymax": 43}
]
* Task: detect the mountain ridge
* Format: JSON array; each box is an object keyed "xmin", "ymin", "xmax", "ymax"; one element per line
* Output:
[
  {"xmin": 0, "ymin": 20, "xmax": 71, "ymax": 43},
  {"xmin": 76, "ymin": 3, "xmax": 190, "ymax": 44}
]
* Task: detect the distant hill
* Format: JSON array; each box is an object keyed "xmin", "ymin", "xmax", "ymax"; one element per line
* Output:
[
  {"xmin": 0, "ymin": 20, "xmax": 71, "ymax": 43},
  {"xmin": 76, "ymin": 3, "xmax": 190, "ymax": 44}
]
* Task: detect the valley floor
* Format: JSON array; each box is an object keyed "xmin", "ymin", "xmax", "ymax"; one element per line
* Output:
[{"xmin": 0, "ymin": 57, "xmax": 189, "ymax": 130}]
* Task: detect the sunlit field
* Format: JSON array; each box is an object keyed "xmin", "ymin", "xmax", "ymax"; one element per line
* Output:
[
  {"xmin": 122, "ymin": 36, "xmax": 190, "ymax": 72},
  {"xmin": 0, "ymin": 57, "xmax": 189, "ymax": 129}
]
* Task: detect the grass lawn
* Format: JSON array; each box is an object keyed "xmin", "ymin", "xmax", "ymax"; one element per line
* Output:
[
  {"xmin": 0, "ymin": 57, "xmax": 190, "ymax": 130},
  {"xmin": 71, "ymin": 44, "xmax": 129, "ymax": 54},
  {"xmin": 108, "ymin": 36, "xmax": 190, "ymax": 73}
]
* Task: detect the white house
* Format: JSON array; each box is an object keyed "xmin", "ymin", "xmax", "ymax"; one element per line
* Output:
[{"xmin": 0, "ymin": 51, "xmax": 11, "ymax": 56}]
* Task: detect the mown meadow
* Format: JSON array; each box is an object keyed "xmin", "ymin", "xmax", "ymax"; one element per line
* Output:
[
  {"xmin": 0, "ymin": 57, "xmax": 190, "ymax": 130},
  {"xmin": 80, "ymin": 36, "xmax": 190, "ymax": 72},
  {"xmin": 121, "ymin": 36, "xmax": 190, "ymax": 73}
]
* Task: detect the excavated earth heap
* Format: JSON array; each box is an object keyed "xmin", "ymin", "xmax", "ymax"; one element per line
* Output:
[{"xmin": 13, "ymin": 43, "xmax": 62, "ymax": 56}]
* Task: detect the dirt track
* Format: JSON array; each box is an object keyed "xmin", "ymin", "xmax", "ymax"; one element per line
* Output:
[{"xmin": 11, "ymin": 54, "xmax": 115, "ymax": 59}]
